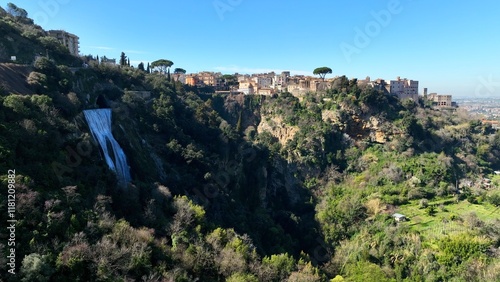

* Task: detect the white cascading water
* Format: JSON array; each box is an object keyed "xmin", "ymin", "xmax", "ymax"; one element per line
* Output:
[{"xmin": 83, "ymin": 109, "xmax": 131, "ymax": 185}]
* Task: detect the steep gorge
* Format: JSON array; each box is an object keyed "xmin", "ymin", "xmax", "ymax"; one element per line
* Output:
[{"xmin": 2, "ymin": 7, "xmax": 500, "ymax": 280}]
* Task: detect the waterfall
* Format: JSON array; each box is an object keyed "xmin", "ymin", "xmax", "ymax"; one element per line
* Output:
[{"xmin": 83, "ymin": 109, "xmax": 131, "ymax": 185}]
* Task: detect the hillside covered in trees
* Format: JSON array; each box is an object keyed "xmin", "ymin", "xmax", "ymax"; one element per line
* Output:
[{"xmin": 1, "ymin": 5, "xmax": 500, "ymax": 282}]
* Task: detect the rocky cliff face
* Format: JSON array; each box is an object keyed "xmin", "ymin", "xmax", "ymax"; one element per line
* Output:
[
  {"xmin": 218, "ymin": 94, "xmax": 306, "ymax": 207},
  {"xmin": 257, "ymin": 115, "xmax": 299, "ymax": 146},
  {"xmin": 348, "ymin": 115, "xmax": 391, "ymax": 143},
  {"xmin": 322, "ymin": 108, "xmax": 397, "ymax": 144}
]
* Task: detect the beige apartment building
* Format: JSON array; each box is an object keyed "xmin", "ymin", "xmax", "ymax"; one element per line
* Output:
[
  {"xmin": 389, "ymin": 77, "xmax": 419, "ymax": 100},
  {"xmin": 48, "ymin": 30, "xmax": 80, "ymax": 56},
  {"xmin": 185, "ymin": 72, "xmax": 222, "ymax": 88},
  {"xmin": 198, "ymin": 72, "xmax": 222, "ymax": 87},
  {"xmin": 238, "ymin": 80, "xmax": 255, "ymax": 94},
  {"xmin": 185, "ymin": 75, "xmax": 200, "ymax": 87},
  {"xmin": 427, "ymin": 93, "xmax": 453, "ymax": 107},
  {"xmin": 256, "ymin": 88, "xmax": 274, "ymax": 95},
  {"xmin": 286, "ymin": 76, "xmax": 330, "ymax": 96},
  {"xmin": 252, "ymin": 76, "xmax": 273, "ymax": 89}
]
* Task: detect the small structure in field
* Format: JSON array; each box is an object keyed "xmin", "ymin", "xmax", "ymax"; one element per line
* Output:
[{"xmin": 392, "ymin": 213, "xmax": 407, "ymax": 222}]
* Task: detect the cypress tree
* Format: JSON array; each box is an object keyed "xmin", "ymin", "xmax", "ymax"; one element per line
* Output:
[
  {"xmin": 119, "ymin": 52, "xmax": 127, "ymax": 66},
  {"xmin": 138, "ymin": 62, "xmax": 145, "ymax": 71}
]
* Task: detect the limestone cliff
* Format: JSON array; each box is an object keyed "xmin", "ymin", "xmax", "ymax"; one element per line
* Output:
[
  {"xmin": 322, "ymin": 108, "xmax": 398, "ymax": 144},
  {"xmin": 257, "ymin": 115, "xmax": 299, "ymax": 146}
]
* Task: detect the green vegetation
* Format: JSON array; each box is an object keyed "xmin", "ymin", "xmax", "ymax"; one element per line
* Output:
[
  {"xmin": 0, "ymin": 4, "xmax": 499, "ymax": 281},
  {"xmin": 151, "ymin": 59, "xmax": 174, "ymax": 81},
  {"xmin": 173, "ymin": 67, "xmax": 186, "ymax": 82},
  {"xmin": 313, "ymin": 67, "xmax": 333, "ymax": 81},
  {"xmin": 0, "ymin": 5, "xmax": 81, "ymax": 65}
]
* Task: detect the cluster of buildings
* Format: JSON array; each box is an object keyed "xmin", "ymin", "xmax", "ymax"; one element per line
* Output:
[
  {"xmin": 38, "ymin": 30, "xmax": 456, "ymax": 108},
  {"xmin": 357, "ymin": 76, "xmax": 419, "ymax": 100},
  {"xmin": 358, "ymin": 76, "xmax": 454, "ymax": 108},
  {"xmin": 181, "ymin": 72, "xmax": 455, "ymax": 108},
  {"xmin": 183, "ymin": 71, "xmax": 287, "ymax": 95},
  {"xmin": 181, "ymin": 71, "xmax": 332, "ymax": 96},
  {"xmin": 426, "ymin": 91, "xmax": 454, "ymax": 107},
  {"xmin": 184, "ymin": 71, "xmax": 224, "ymax": 89}
]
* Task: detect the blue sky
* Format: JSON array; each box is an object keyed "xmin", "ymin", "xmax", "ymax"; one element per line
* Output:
[{"xmin": 5, "ymin": 0, "xmax": 500, "ymax": 96}]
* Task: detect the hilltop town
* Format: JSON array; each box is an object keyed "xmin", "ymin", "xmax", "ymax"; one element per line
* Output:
[
  {"xmin": 2, "ymin": 5, "xmax": 500, "ymax": 281},
  {"xmin": 29, "ymin": 29, "xmax": 457, "ymax": 108}
]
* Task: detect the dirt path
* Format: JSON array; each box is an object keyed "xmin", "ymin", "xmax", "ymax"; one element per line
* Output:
[{"xmin": 0, "ymin": 63, "xmax": 32, "ymax": 95}]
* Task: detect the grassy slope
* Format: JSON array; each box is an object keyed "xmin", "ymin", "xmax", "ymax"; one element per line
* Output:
[{"xmin": 397, "ymin": 196, "xmax": 499, "ymax": 240}]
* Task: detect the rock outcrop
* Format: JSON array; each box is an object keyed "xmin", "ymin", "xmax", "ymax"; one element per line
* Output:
[{"xmin": 257, "ymin": 115, "xmax": 299, "ymax": 146}]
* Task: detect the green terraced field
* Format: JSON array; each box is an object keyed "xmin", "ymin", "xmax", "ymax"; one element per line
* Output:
[{"xmin": 396, "ymin": 198, "xmax": 499, "ymax": 240}]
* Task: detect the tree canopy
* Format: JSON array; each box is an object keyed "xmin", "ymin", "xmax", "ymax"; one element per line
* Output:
[
  {"xmin": 151, "ymin": 59, "xmax": 173, "ymax": 74},
  {"xmin": 222, "ymin": 74, "xmax": 238, "ymax": 89},
  {"xmin": 223, "ymin": 74, "xmax": 238, "ymax": 83},
  {"xmin": 173, "ymin": 68, "xmax": 186, "ymax": 74},
  {"xmin": 174, "ymin": 68, "xmax": 186, "ymax": 81},
  {"xmin": 7, "ymin": 2, "xmax": 28, "ymax": 18},
  {"xmin": 313, "ymin": 67, "xmax": 332, "ymax": 80}
]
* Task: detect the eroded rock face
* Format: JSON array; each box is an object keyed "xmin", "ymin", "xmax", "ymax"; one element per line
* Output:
[
  {"xmin": 323, "ymin": 108, "xmax": 394, "ymax": 144},
  {"xmin": 257, "ymin": 115, "xmax": 299, "ymax": 146},
  {"xmin": 321, "ymin": 109, "xmax": 337, "ymax": 123},
  {"xmin": 373, "ymin": 131, "xmax": 387, "ymax": 143},
  {"xmin": 366, "ymin": 116, "xmax": 387, "ymax": 143}
]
